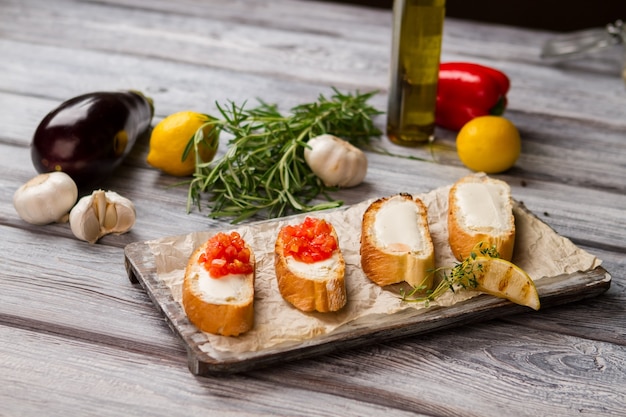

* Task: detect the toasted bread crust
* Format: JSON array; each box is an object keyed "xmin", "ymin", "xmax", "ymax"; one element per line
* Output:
[
  {"xmin": 182, "ymin": 242, "xmax": 255, "ymax": 336},
  {"xmin": 360, "ymin": 194, "xmax": 435, "ymax": 288},
  {"xmin": 447, "ymin": 174, "xmax": 515, "ymax": 261},
  {"xmin": 274, "ymin": 221, "xmax": 346, "ymax": 313}
]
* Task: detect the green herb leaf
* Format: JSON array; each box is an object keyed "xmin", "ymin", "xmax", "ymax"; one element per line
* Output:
[
  {"xmin": 185, "ymin": 88, "xmax": 383, "ymax": 223},
  {"xmin": 401, "ymin": 243, "xmax": 501, "ymax": 305}
]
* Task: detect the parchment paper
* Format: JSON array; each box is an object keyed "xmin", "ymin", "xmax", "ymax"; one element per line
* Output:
[{"xmin": 147, "ymin": 181, "xmax": 600, "ymax": 356}]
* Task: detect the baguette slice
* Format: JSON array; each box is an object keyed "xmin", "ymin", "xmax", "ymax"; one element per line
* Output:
[
  {"xmin": 274, "ymin": 218, "xmax": 346, "ymax": 313},
  {"xmin": 447, "ymin": 174, "xmax": 515, "ymax": 262},
  {"xmin": 360, "ymin": 193, "xmax": 435, "ymax": 288},
  {"xmin": 182, "ymin": 233, "xmax": 255, "ymax": 337}
]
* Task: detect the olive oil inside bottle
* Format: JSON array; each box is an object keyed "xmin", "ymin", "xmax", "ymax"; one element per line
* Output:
[{"xmin": 387, "ymin": 0, "xmax": 445, "ymax": 145}]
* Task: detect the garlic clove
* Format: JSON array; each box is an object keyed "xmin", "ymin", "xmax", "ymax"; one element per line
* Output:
[
  {"xmin": 69, "ymin": 190, "xmax": 136, "ymax": 243},
  {"xmin": 13, "ymin": 172, "xmax": 78, "ymax": 225},
  {"xmin": 94, "ymin": 189, "xmax": 108, "ymax": 228},
  {"xmin": 79, "ymin": 206, "xmax": 103, "ymax": 244},
  {"xmin": 111, "ymin": 200, "xmax": 136, "ymax": 233},
  {"xmin": 104, "ymin": 203, "xmax": 118, "ymax": 231}
]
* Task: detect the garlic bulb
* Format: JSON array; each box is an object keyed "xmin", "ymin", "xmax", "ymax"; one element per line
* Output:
[
  {"xmin": 69, "ymin": 190, "xmax": 136, "ymax": 244},
  {"xmin": 304, "ymin": 134, "xmax": 368, "ymax": 188},
  {"xmin": 13, "ymin": 172, "xmax": 78, "ymax": 225}
]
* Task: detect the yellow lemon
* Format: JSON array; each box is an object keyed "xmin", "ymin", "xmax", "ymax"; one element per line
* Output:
[
  {"xmin": 456, "ymin": 116, "xmax": 521, "ymax": 173},
  {"xmin": 469, "ymin": 256, "xmax": 540, "ymax": 310},
  {"xmin": 147, "ymin": 111, "xmax": 219, "ymax": 176}
]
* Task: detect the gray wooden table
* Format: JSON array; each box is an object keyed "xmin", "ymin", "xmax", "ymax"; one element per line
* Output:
[{"xmin": 1, "ymin": 0, "xmax": 625, "ymax": 416}]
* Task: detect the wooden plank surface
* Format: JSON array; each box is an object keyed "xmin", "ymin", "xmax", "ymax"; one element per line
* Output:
[{"xmin": 1, "ymin": 0, "xmax": 625, "ymax": 415}]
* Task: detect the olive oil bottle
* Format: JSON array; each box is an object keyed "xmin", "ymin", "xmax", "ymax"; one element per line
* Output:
[{"xmin": 387, "ymin": 0, "xmax": 445, "ymax": 145}]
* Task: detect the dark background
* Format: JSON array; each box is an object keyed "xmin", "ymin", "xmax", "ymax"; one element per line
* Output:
[{"xmin": 321, "ymin": 0, "xmax": 624, "ymax": 32}]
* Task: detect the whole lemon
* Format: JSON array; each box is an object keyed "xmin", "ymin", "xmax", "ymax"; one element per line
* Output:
[
  {"xmin": 147, "ymin": 111, "xmax": 219, "ymax": 176},
  {"xmin": 456, "ymin": 115, "xmax": 521, "ymax": 174}
]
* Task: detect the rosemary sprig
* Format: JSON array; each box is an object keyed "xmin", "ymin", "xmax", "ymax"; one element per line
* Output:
[
  {"xmin": 401, "ymin": 243, "xmax": 501, "ymax": 306},
  {"xmin": 185, "ymin": 88, "xmax": 383, "ymax": 223}
]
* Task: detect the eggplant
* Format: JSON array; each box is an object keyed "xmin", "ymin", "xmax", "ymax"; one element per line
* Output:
[{"xmin": 31, "ymin": 90, "xmax": 154, "ymax": 186}]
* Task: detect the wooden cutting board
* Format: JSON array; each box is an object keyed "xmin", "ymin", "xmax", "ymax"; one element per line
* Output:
[{"xmin": 124, "ymin": 199, "xmax": 611, "ymax": 375}]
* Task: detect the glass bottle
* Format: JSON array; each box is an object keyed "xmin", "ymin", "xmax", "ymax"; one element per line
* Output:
[
  {"xmin": 540, "ymin": 20, "xmax": 625, "ymax": 87},
  {"xmin": 387, "ymin": 0, "xmax": 446, "ymax": 145}
]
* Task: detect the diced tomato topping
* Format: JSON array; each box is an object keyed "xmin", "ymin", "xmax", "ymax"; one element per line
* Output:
[
  {"xmin": 279, "ymin": 217, "xmax": 338, "ymax": 263},
  {"xmin": 198, "ymin": 231, "xmax": 253, "ymax": 278}
]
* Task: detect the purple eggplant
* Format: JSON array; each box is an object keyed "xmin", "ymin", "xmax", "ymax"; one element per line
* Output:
[{"xmin": 31, "ymin": 90, "xmax": 154, "ymax": 186}]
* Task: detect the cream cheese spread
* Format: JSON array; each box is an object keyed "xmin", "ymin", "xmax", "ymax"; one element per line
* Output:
[
  {"xmin": 374, "ymin": 197, "xmax": 425, "ymax": 252},
  {"xmin": 285, "ymin": 252, "xmax": 340, "ymax": 280},
  {"xmin": 190, "ymin": 262, "xmax": 247, "ymax": 304},
  {"xmin": 455, "ymin": 182, "xmax": 509, "ymax": 231}
]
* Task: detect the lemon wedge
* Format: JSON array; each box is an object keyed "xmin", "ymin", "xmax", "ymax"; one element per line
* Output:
[{"xmin": 470, "ymin": 256, "xmax": 540, "ymax": 310}]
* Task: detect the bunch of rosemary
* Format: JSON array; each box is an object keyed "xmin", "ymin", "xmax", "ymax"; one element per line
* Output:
[
  {"xmin": 401, "ymin": 243, "xmax": 501, "ymax": 306},
  {"xmin": 184, "ymin": 88, "xmax": 382, "ymax": 223}
]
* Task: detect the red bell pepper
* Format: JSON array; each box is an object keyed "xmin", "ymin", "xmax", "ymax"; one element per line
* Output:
[{"xmin": 435, "ymin": 62, "xmax": 510, "ymax": 131}]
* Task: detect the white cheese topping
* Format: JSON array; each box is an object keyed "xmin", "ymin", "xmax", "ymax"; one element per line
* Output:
[
  {"xmin": 285, "ymin": 252, "xmax": 340, "ymax": 280},
  {"xmin": 190, "ymin": 261, "xmax": 247, "ymax": 304},
  {"xmin": 374, "ymin": 197, "xmax": 425, "ymax": 252},
  {"xmin": 455, "ymin": 182, "xmax": 509, "ymax": 231}
]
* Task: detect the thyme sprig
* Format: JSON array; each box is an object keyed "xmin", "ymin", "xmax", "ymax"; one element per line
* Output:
[
  {"xmin": 401, "ymin": 243, "xmax": 501, "ymax": 306},
  {"xmin": 185, "ymin": 88, "xmax": 383, "ymax": 223}
]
